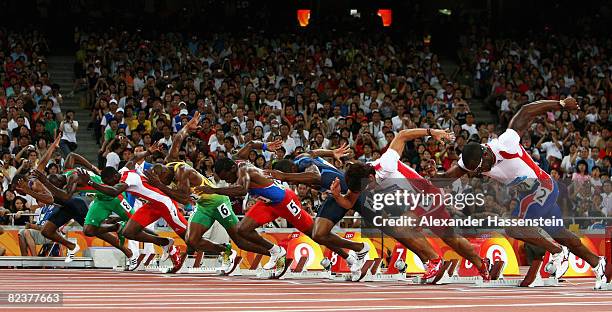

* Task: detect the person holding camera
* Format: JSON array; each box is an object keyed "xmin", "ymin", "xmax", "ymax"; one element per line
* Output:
[{"xmin": 59, "ymin": 110, "xmax": 78, "ymax": 156}]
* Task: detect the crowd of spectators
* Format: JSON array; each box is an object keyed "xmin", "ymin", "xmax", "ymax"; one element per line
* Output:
[
  {"xmin": 73, "ymin": 27, "xmax": 611, "ymax": 230},
  {"xmin": 0, "ymin": 28, "xmax": 68, "ymax": 232}
]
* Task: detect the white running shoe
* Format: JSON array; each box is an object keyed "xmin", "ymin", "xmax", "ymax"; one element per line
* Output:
[
  {"xmin": 263, "ymin": 246, "xmax": 286, "ymax": 270},
  {"xmin": 221, "ymin": 249, "xmax": 238, "ymax": 272},
  {"xmin": 65, "ymin": 243, "xmax": 80, "ymax": 263},
  {"xmin": 346, "ymin": 252, "xmax": 357, "ymax": 267},
  {"xmin": 126, "ymin": 251, "xmax": 140, "ymax": 271},
  {"xmin": 161, "ymin": 238, "xmax": 175, "ymax": 262},
  {"xmin": 593, "ymin": 257, "xmax": 608, "ymax": 290},
  {"xmin": 350, "ymin": 243, "xmax": 370, "ymax": 280},
  {"xmin": 545, "ymin": 246, "xmax": 569, "ymax": 278},
  {"xmin": 320, "ymin": 258, "xmax": 332, "ymax": 271}
]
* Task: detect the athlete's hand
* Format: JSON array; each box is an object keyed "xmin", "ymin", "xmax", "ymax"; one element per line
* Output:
[
  {"xmin": 75, "ymin": 169, "xmax": 91, "ymax": 185},
  {"xmin": 184, "ymin": 111, "xmax": 201, "ymax": 132},
  {"xmin": 333, "ymin": 143, "xmax": 350, "ymax": 162},
  {"xmin": 148, "ymin": 141, "xmax": 162, "ymax": 154},
  {"xmin": 430, "ymin": 129, "xmax": 455, "ymax": 144},
  {"xmin": 330, "ymin": 177, "xmax": 342, "ymax": 198},
  {"xmin": 31, "ymin": 170, "xmax": 48, "ymax": 184},
  {"xmin": 194, "ymin": 185, "xmax": 215, "ymax": 194},
  {"xmin": 561, "ymin": 97, "xmax": 579, "ymax": 110},
  {"xmin": 265, "ymin": 139, "xmax": 283, "ymax": 152},
  {"xmin": 263, "ymin": 169, "xmax": 284, "ymax": 180},
  {"xmin": 52, "ymin": 132, "xmax": 62, "ymax": 149},
  {"xmin": 143, "ymin": 169, "xmax": 162, "ymax": 187}
]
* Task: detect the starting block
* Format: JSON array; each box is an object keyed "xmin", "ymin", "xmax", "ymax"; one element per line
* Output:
[
  {"xmin": 359, "ymin": 258, "xmax": 408, "ymax": 282},
  {"xmin": 279, "ymin": 256, "xmax": 333, "ymax": 280},
  {"xmin": 413, "ymin": 259, "xmax": 505, "ymax": 285},
  {"xmin": 336, "ymin": 259, "xmax": 376, "ymax": 282},
  {"xmin": 475, "ymin": 260, "xmax": 558, "ymax": 287}
]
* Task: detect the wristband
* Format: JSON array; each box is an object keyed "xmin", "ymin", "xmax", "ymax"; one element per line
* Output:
[
  {"xmin": 88, "ymin": 180, "xmax": 94, "ymax": 186},
  {"xmin": 262, "ymin": 143, "xmax": 267, "ymax": 152}
]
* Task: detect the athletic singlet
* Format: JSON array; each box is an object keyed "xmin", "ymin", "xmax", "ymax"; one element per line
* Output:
[
  {"xmin": 166, "ymin": 161, "xmax": 228, "ymax": 206},
  {"xmin": 245, "ymin": 163, "xmax": 287, "ymax": 205},
  {"xmin": 294, "ymin": 155, "xmax": 347, "ymax": 193},
  {"xmin": 63, "ymin": 169, "xmax": 115, "ymax": 201}
]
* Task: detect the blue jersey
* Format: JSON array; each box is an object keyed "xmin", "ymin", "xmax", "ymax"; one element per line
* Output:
[
  {"xmin": 294, "ymin": 156, "xmax": 347, "ymax": 193},
  {"xmin": 249, "ymin": 181, "xmax": 287, "ymax": 205}
]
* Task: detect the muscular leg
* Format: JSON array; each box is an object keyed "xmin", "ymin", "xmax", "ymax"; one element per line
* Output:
[
  {"xmin": 550, "ymin": 228, "xmax": 599, "ymax": 267},
  {"xmin": 311, "ymin": 218, "xmax": 359, "ymax": 259},
  {"xmin": 383, "ymin": 226, "xmax": 439, "ymax": 262},
  {"xmin": 24, "ymin": 230, "xmax": 37, "ymax": 256},
  {"xmin": 95, "ymin": 232, "xmax": 133, "ymax": 257},
  {"xmin": 122, "ymin": 219, "xmax": 170, "ymax": 247},
  {"xmin": 237, "ymin": 216, "xmax": 274, "ymax": 250},
  {"xmin": 302, "ymin": 223, "xmax": 350, "ymax": 259},
  {"xmin": 18, "ymin": 230, "xmax": 28, "ymax": 256},
  {"xmin": 505, "ymin": 226, "xmax": 562, "ymax": 254},
  {"xmin": 227, "ymin": 226, "xmax": 270, "ymax": 255},
  {"xmin": 41, "ymin": 221, "xmax": 75, "ymax": 250},
  {"xmin": 436, "ymin": 227, "xmax": 483, "ymax": 268},
  {"xmin": 185, "ymin": 222, "xmax": 226, "ymax": 253}
]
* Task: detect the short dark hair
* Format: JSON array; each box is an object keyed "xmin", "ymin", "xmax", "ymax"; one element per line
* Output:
[
  {"xmin": 272, "ymin": 159, "xmax": 295, "ymax": 173},
  {"xmin": 101, "ymin": 166, "xmax": 118, "ymax": 181},
  {"xmin": 461, "ymin": 142, "xmax": 484, "ymax": 170},
  {"xmin": 214, "ymin": 158, "xmax": 236, "ymax": 175},
  {"xmin": 345, "ymin": 162, "xmax": 375, "ymax": 192}
]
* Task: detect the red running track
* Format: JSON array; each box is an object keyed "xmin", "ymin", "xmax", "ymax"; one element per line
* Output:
[{"xmin": 0, "ymin": 269, "xmax": 611, "ymax": 311}]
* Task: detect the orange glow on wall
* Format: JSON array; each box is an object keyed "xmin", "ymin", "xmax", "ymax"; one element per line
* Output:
[
  {"xmin": 297, "ymin": 9, "xmax": 311, "ymax": 27},
  {"xmin": 377, "ymin": 9, "xmax": 392, "ymax": 27}
]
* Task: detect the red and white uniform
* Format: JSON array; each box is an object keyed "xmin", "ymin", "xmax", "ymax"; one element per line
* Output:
[
  {"xmin": 121, "ymin": 170, "xmax": 188, "ymax": 235},
  {"xmin": 457, "ymin": 128, "xmax": 553, "ymax": 189},
  {"xmin": 370, "ymin": 149, "xmax": 448, "ymax": 219}
]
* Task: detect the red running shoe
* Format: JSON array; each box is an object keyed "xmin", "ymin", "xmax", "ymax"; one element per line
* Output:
[
  {"xmin": 422, "ymin": 258, "xmax": 443, "ymax": 280},
  {"xmin": 478, "ymin": 257, "xmax": 491, "ymax": 281},
  {"xmin": 168, "ymin": 246, "xmax": 185, "ymax": 274}
]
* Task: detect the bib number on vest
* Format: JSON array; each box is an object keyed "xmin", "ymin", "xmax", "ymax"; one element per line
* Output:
[{"xmin": 287, "ymin": 200, "xmax": 300, "ymax": 216}]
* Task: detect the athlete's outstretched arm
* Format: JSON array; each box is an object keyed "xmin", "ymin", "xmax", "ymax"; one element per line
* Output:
[
  {"xmin": 143, "ymin": 169, "xmax": 191, "ymax": 205},
  {"xmin": 195, "ymin": 166, "xmax": 250, "ymax": 197},
  {"xmin": 264, "ymin": 168, "xmax": 321, "ymax": 186},
  {"xmin": 31, "ymin": 170, "xmax": 78, "ymax": 202},
  {"xmin": 307, "ymin": 143, "xmax": 350, "ymax": 160},
  {"xmin": 330, "ymin": 178, "xmax": 359, "ymax": 210},
  {"xmin": 65, "ymin": 152, "xmax": 100, "ymax": 174},
  {"xmin": 15, "ymin": 178, "xmax": 54, "ymax": 205},
  {"xmin": 77, "ymin": 172, "xmax": 129, "ymax": 197},
  {"xmin": 429, "ymin": 164, "xmax": 467, "ymax": 188},
  {"xmin": 234, "ymin": 139, "xmax": 283, "ymax": 160},
  {"xmin": 124, "ymin": 143, "xmax": 161, "ymax": 169},
  {"xmin": 36, "ymin": 134, "xmax": 61, "ymax": 172},
  {"xmin": 165, "ymin": 111, "xmax": 201, "ymax": 163},
  {"xmin": 509, "ymin": 97, "xmax": 578, "ymax": 136},
  {"xmin": 388, "ymin": 128, "xmax": 454, "ymax": 155}
]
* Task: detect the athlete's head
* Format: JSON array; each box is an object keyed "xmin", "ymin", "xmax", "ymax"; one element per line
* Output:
[
  {"xmin": 48, "ymin": 174, "xmax": 67, "ymax": 188},
  {"xmin": 101, "ymin": 166, "xmax": 121, "ymax": 185},
  {"xmin": 272, "ymin": 159, "xmax": 298, "ymax": 173},
  {"xmin": 215, "ymin": 158, "xmax": 238, "ymax": 183},
  {"xmin": 344, "ymin": 162, "xmax": 376, "ymax": 192},
  {"xmin": 461, "ymin": 142, "xmax": 495, "ymax": 173},
  {"xmin": 9, "ymin": 173, "xmax": 27, "ymax": 191},
  {"xmin": 151, "ymin": 163, "xmax": 173, "ymax": 185}
]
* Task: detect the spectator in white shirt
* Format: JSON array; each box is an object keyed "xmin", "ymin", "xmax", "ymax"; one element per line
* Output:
[
  {"xmin": 536, "ymin": 129, "xmax": 563, "ymax": 164},
  {"xmin": 461, "ymin": 113, "xmax": 478, "ymax": 136}
]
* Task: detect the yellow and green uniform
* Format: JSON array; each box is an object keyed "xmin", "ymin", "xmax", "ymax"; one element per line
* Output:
[
  {"xmin": 63, "ymin": 169, "xmax": 133, "ymax": 227},
  {"xmin": 167, "ymin": 162, "xmax": 238, "ymax": 229}
]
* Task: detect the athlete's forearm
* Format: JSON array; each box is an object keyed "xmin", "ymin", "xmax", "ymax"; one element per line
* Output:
[
  {"xmin": 28, "ymin": 181, "xmax": 55, "ymax": 205},
  {"xmin": 309, "ymin": 149, "xmax": 334, "ymax": 158},
  {"xmin": 508, "ymin": 100, "xmax": 563, "ymax": 135},
  {"xmin": 165, "ymin": 130, "xmax": 189, "ymax": 163},
  {"xmin": 275, "ymin": 172, "xmax": 321, "ymax": 186},
  {"xmin": 90, "ymin": 182, "xmax": 123, "ymax": 197},
  {"xmin": 388, "ymin": 128, "xmax": 428, "ymax": 154},
  {"xmin": 211, "ymin": 185, "xmax": 248, "ymax": 197},
  {"xmin": 333, "ymin": 191, "xmax": 359, "ymax": 210},
  {"xmin": 430, "ymin": 165, "xmax": 466, "ymax": 187},
  {"xmin": 235, "ymin": 140, "xmax": 265, "ymax": 160},
  {"xmin": 156, "ymin": 183, "xmax": 190, "ymax": 205},
  {"xmin": 65, "ymin": 152, "xmax": 98, "ymax": 172}
]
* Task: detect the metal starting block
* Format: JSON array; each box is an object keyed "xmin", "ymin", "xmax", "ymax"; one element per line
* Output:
[
  {"xmin": 279, "ymin": 256, "xmax": 333, "ymax": 280},
  {"xmin": 359, "ymin": 258, "xmax": 408, "ymax": 282},
  {"xmin": 475, "ymin": 259, "xmax": 558, "ymax": 287},
  {"xmin": 413, "ymin": 259, "xmax": 505, "ymax": 285}
]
